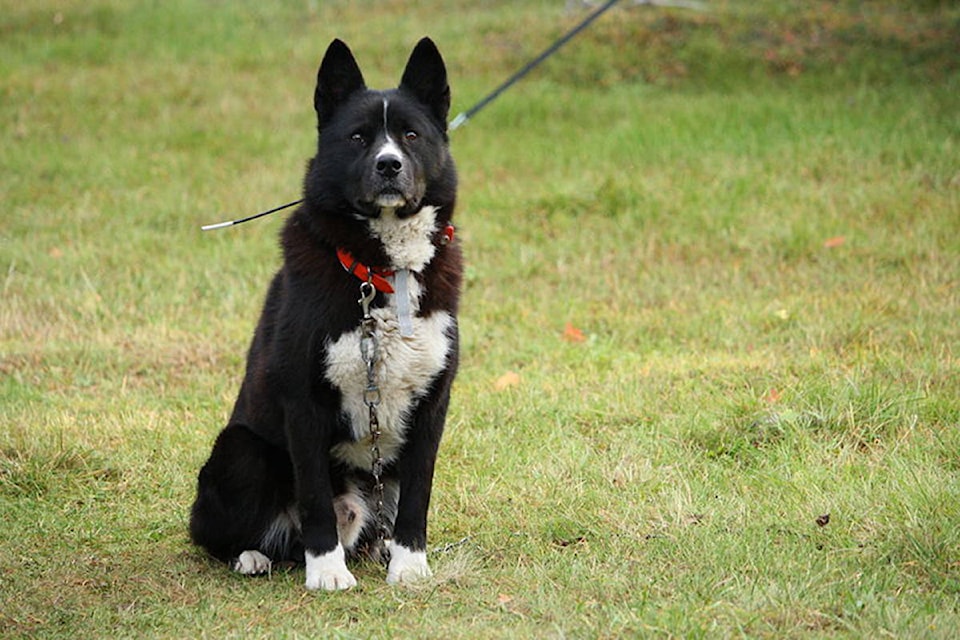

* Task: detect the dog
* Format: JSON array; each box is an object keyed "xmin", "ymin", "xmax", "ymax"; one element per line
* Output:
[{"xmin": 189, "ymin": 37, "xmax": 461, "ymax": 591}]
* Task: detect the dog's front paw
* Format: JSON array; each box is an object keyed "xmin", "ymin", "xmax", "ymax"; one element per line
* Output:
[
  {"xmin": 385, "ymin": 541, "xmax": 432, "ymax": 585},
  {"xmin": 233, "ymin": 550, "xmax": 272, "ymax": 575},
  {"xmin": 305, "ymin": 544, "xmax": 357, "ymax": 591}
]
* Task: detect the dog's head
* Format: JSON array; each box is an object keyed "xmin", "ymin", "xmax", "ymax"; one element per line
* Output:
[{"xmin": 308, "ymin": 38, "xmax": 454, "ymax": 221}]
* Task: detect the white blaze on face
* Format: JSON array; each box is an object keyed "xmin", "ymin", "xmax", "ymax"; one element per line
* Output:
[
  {"xmin": 374, "ymin": 97, "xmax": 406, "ymax": 209},
  {"xmin": 374, "ymin": 136, "xmax": 403, "ymax": 169}
]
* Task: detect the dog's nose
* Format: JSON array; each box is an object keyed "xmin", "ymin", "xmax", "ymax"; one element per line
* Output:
[{"xmin": 376, "ymin": 153, "xmax": 403, "ymax": 179}]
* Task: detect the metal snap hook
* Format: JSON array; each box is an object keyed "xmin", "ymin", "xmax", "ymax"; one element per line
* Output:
[{"xmin": 358, "ymin": 280, "xmax": 376, "ymax": 317}]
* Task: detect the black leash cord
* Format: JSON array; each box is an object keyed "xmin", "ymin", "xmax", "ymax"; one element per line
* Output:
[
  {"xmin": 449, "ymin": 0, "xmax": 621, "ymax": 130},
  {"xmin": 201, "ymin": 199, "xmax": 303, "ymax": 231}
]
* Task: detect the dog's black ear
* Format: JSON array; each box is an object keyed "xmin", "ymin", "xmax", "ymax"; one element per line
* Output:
[
  {"xmin": 315, "ymin": 39, "xmax": 366, "ymax": 124},
  {"xmin": 399, "ymin": 37, "xmax": 450, "ymax": 131}
]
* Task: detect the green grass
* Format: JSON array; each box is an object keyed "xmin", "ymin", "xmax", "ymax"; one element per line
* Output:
[{"xmin": 2, "ymin": 0, "xmax": 959, "ymax": 637}]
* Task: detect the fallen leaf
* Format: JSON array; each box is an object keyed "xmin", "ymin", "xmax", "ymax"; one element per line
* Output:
[
  {"xmin": 764, "ymin": 388, "xmax": 781, "ymax": 404},
  {"xmin": 823, "ymin": 236, "xmax": 846, "ymax": 248},
  {"xmin": 497, "ymin": 593, "xmax": 513, "ymax": 605},
  {"xmin": 562, "ymin": 322, "xmax": 587, "ymax": 343},
  {"xmin": 815, "ymin": 513, "xmax": 830, "ymax": 527},
  {"xmin": 494, "ymin": 371, "xmax": 521, "ymax": 391}
]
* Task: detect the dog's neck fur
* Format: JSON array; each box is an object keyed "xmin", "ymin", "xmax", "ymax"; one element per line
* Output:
[
  {"xmin": 368, "ymin": 205, "xmax": 439, "ymax": 272},
  {"xmin": 292, "ymin": 197, "xmax": 444, "ymax": 276}
]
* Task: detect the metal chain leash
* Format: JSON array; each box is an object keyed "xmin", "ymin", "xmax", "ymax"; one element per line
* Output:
[{"xmin": 357, "ymin": 279, "xmax": 391, "ymax": 563}]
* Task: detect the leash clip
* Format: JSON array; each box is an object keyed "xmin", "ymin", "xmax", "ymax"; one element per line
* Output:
[{"xmin": 358, "ymin": 280, "xmax": 376, "ymax": 318}]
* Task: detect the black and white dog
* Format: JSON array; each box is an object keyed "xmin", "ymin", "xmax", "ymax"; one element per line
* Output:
[{"xmin": 189, "ymin": 38, "xmax": 461, "ymax": 591}]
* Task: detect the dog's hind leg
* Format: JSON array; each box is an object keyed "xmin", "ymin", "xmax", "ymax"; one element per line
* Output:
[
  {"xmin": 189, "ymin": 424, "xmax": 296, "ymax": 571},
  {"xmin": 333, "ymin": 486, "xmax": 370, "ymax": 552}
]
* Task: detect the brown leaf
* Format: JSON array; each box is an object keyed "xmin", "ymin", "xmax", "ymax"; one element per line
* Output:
[
  {"xmin": 562, "ymin": 322, "xmax": 586, "ymax": 343},
  {"xmin": 823, "ymin": 236, "xmax": 846, "ymax": 248},
  {"xmin": 494, "ymin": 371, "xmax": 521, "ymax": 391},
  {"xmin": 815, "ymin": 513, "xmax": 830, "ymax": 527}
]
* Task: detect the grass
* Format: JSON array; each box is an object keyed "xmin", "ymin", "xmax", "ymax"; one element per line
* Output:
[{"xmin": 2, "ymin": 0, "xmax": 959, "ymax": 637}]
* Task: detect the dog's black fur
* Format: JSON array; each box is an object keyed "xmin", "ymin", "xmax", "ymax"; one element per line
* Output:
[{"xmin": 189, "ymin": 38, "xmax": 461, "ymax": 590}]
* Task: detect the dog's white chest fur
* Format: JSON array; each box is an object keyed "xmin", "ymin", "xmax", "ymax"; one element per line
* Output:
[{"xmin": 324, "ymin": 206, "xmax": 451, "ymax": 468}]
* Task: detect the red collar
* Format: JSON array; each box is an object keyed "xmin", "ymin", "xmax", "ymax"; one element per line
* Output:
[
  {"xmin": 440, "ymin": 223, "xmax": 455, "ymax": 245},
  {"xmin": 337, "ymin": 248, "xmax": 395, "ymax": 293},
  {"xmin": 336, "ymin": 224, "xmax": 455, "ymax": 295}
]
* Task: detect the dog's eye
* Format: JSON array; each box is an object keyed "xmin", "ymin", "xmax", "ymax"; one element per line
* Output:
[
  {"xmin": 350, "ymin": 133, "xmax": 366, "ymax": 146},
  {"xmin": 404, "ymin": 131, "xmax": 418, "ymax": 142}
]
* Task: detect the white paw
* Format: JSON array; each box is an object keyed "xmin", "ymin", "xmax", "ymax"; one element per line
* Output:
[
  {"xmin": 233, "ymin": 550, "xmax": 272, "ymax": 576},
  {"xmin": 386, "ymin": 541, "xmax": 432, "ymax": 585},
  {"xmin": 305, "ymin": 544, "xmax": 357, "ymax": 591}
]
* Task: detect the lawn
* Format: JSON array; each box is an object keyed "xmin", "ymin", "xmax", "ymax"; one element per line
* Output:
[{"xmin": 2, "ymin": 0, "xmax": 958, "ymax": 637}]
